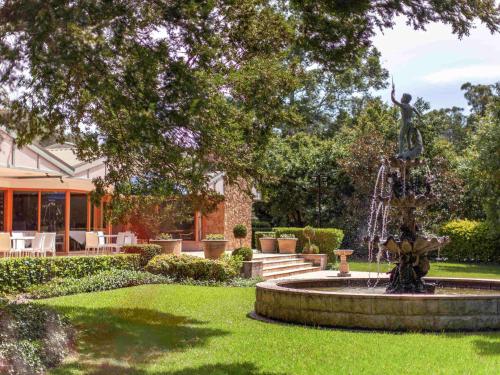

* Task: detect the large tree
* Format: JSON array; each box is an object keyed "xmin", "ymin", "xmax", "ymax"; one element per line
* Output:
[{"xmin": 0, "ymin": 0, "xmax": 498, "ymax": 201}]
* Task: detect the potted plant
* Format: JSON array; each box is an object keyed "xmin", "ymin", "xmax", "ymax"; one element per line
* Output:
[
  {"xmin": 277, "ymin": 233, "xmax": 298, "ymax": 254},
  {"xmin": 259, "ymin": 232, "xmax": 277, "ymax": 253},
  {"xmin": 150, "ymin": 233, "xmax": 182, "ymax": 255},
  {"xmin": 233, "ymin": 224, "xmax": 247, "ymax": 247},
  {"xmin": 202, "ymin": 234, "xmax": 228, "ymax": 259},
  {"xmin": 302, "ymin": 226, "xmax": 319, "ymax": 254}
]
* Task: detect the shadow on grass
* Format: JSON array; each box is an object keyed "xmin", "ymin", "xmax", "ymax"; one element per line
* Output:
[
  {"xmin": 43, "ymin": 304, "xmax": 228, "ymax": 373},
  {"xmin": 473, "ymin": 338, "xmax": 500, "ymax": 356},
  {"xmin": 52, "ymin": 361, "xmax": 288, "ymax": 375}
]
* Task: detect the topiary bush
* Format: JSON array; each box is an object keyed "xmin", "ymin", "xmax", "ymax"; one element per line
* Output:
[
  {"xmin": 146, "ymin": 254, "xmax": 240, "ymax": 282},
  {"xmin": 232, "ymin": 247, "xmax": 253, "ymax": 261},
  {"xmin": 439, "ymin": 220, "xmax": 499, "ymax": 262},
  {"xmin": 254, "ymin": 231, "xmax": 275, "ymax": 251},
  {"xmin": 122, "ymin": 244, "xmax": 163, "ymax": 266},
  {"xmin": 0, "ymin": 254, "xmax": 141, "ymax": 294},
  {"xmin": 233, "ymin": 224, "xmax": 248, "ymax": 247},
  {"xmin": 273, "ymin": 227, "xmax": 344, "ymax": 261},
  {"xmin": 27, "ymin": 270, "xmax": 172, "ymax": 299}
]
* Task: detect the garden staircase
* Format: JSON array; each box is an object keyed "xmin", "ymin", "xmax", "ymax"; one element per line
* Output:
[{"xmin": 259, "ymin": 254, "xmax": 321, "ymax": 280}]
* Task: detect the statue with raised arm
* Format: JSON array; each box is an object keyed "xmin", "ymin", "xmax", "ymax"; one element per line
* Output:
[{"xmin": 391, "ymin": 80, "xmax": 424, "ymax": 160}]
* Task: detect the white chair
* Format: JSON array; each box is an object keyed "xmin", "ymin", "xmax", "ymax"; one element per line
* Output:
[
  {"xmin": 0, "ymin": 232, "xmax": 11, "ymax": 258},
  {"xmin": 25, "ymin": 232, "xmax": 45, "ymax": 257},
  {"xmin": 10, "ymin": 232, "xmax": 26, "ymax": 256},
  {"xmin": 41, "ymin": 232, "xmax": 56, "ymax": 257},
  {"xmin": 107, "ymin": 232, "xmax": 124, "ymax": 254},
  {"xmin": 85, "ymin": 232, "xmax": 107, "ymax": 255}
]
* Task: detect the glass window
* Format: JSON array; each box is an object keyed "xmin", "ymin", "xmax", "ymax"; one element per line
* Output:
[
  {"xmin": 41, "ymin": 192, "xmax": 65, "ymax": 251},
  {"xmin": 69, "ymin": 194, "xmax": 87, "ymax": 251},
  {"xmin": 13, "ymin": 192, "xmax": 38, "ymax": 231}
]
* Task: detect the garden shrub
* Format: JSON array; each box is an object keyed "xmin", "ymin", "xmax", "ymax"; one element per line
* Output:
[
  {"xmin": 0, "ymin": 303, "xmax": 73, "ymax": 374},
  {"xmin": 254, "ymin": 231, "xmax": 275, "ymax": 251},
  {"xmin": 122, "ymin": 244, "xmax": 163, "ymax": 266},
  {"xmin": 439, "ymin": 220, "xmax": 499, "ymax": 262},
  {"xmin": 232, "ymin": 247, "xmax": 253, "ymax": 261},
  {"xmin": 27, "ymin": 270, "xmax": 172, "ymax": 299},
  {"xmin": 273, "ymin": 227, "xmax": 344, "ymax": 261},
  {"xmin": 146, "ymin": 254, "xmax": 240, "ymax": 282},
  {"xmin": 0, "ymin": 254, "xmax": 141, "ymax": 294}
]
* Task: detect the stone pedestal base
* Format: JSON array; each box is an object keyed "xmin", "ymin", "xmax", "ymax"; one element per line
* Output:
[{"xmin": 337, "ymin": 272, "xmax": 351, "ymax": 277}]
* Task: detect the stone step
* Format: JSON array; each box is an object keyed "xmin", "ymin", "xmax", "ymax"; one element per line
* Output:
[
  {"xmin": 260, "ymin": 258, "xmax": 307, "ymax": 267},
  {"xmin": 263, "ymin": 262, "xmax": 313, "ymax": 272},
  {"xmin": 254, "ymin": 253, "xmax": 300, "ymax": 262},
  {"xmin": 263, "ymin": 266, "xmax": 321, "ymax": 280}
]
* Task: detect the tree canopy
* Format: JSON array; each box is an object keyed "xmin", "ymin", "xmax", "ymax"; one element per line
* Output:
[{"xmin": 1, "ymin": 0, "xmax": 499, "ymax": 203}]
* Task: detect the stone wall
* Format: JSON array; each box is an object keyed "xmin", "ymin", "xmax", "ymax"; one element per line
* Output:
[{"xmin": 223, "ymin": 180, "xmax": 253, "ymax": 249}]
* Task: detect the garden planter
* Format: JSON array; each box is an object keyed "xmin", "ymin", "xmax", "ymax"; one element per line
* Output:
[
  {"xmin": 277, "ymin": 238, "xmax": 297, "ymax": 254},
  {"xmin": 150, "ymin": 239, "xmax": 182, "ymax": 255},
  {"xmin": 202, "ymin": 240, "xmax": 228, "ymax": 259},
  {"xmin": 259, "ymin": 237, "xmax": 277, "ymax": 253}
]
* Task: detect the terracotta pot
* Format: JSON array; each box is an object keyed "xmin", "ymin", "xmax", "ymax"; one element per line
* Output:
[
  {"xmin": 202, "ymin": 240, "xmax": 228, "ymax": 259},
  {"xmin": 277, "ymin": 238, "xmax": 297, "ymax": 254},
  {"xmin": 150, "ymin": 239, "xmax": 182, "ymax": 255},
  {"xmin": 259, "ymin": 237, "xmax": 276, "ymax": 253}
]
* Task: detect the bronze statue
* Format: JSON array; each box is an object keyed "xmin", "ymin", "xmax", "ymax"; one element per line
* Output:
[{"xmin": 391, "ymin": 80, "xmax": 424, "ymax": 160}]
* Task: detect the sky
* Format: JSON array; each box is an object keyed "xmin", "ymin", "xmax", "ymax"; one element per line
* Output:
[{"xmin": 372, "ymin": 17, "xmax": 500, "ymax": 110}]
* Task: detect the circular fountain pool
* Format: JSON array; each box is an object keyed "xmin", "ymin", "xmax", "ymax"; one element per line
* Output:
[{"xmin": 254, "ymin": 277, "xmax": 500, "ymax": 331}]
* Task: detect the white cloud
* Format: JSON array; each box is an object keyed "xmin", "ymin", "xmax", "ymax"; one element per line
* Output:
[{"xmin": 423, "ymin": 64, "xmax": 500, "ymax": 84}]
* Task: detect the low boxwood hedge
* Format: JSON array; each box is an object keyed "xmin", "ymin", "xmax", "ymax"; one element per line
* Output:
[
  {"xmin": 27, "ymin": 269, "xmax": 171, "ymax": 299},
  {"xmin": 273, "ymin": 227, "xmax": 344, "ymax": 261},
  {"xmin": 146, "ymin": 254, "xmax": 240, "ymax": 282},
  {"xmin": 122, "ymin": 244, "xmax": 163, "ymax": 266},
  {"xmin": 439, "ymin": 220, "xmax": 499, "ymax": 262},
  {"xmin": 0, "ymin": 254, "xmax": 141, "ymax": 293}
]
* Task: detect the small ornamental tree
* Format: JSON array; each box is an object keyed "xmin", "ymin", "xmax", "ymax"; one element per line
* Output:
[{"xmin": 233, "ymin": 224, "xmax": 248, "ymax": 248}]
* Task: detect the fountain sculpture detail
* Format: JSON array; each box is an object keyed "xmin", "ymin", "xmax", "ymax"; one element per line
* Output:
[{"xmin": 366, "ymin": 83, "xmax": 450, "ymax": 293}]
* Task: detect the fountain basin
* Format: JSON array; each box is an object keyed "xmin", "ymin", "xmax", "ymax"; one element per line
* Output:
[{"xmin": 254, "ymin": 277, "xmax": 500, "ymax": 331}]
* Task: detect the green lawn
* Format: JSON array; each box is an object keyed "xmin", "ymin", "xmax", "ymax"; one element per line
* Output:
[
  {"xmin": 41, "ymin": 284, "xmax": 500, "ymax": 375},
  {"xmin": 349, "ymin": 261, "xmax": 500, "ymax": 279}
]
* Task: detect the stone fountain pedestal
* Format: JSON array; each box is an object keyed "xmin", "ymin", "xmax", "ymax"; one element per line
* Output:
[{"xmin": 334, "ymin": 249, "xmax": 353, "ymax": 277}]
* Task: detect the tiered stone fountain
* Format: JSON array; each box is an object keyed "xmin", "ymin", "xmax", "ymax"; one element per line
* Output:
[{"xmin": 254, "ymin": 87, "xmax": 500, "ymax": 331}]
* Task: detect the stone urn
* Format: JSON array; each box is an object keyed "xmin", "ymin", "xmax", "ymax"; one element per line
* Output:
[
  {"xmin": 334, "ymin": 249, "xmax": 354, "ymax": 277},
  {"xmin": 259, "ymin": 237, "xmax": 277, "ymax": 253},
  {"xmin": 150, "ymin": 239, "xmax": 182, "ymax": 255},
  {"xmin": 277, "ymin": 238, "xmax": 297, "ymax": 254},
  {"xmin": 202, "ymin": 240, "xmax": 228, "ymax": 259}
]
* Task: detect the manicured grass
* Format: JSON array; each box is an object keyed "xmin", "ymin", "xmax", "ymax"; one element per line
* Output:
[
  {"xmin": 41, "ymin": 284, "xmax": 500, "ymax": 375},
  {"xmin": 349, "ymin": 261, "xmax": 500, "ymax": 279}
]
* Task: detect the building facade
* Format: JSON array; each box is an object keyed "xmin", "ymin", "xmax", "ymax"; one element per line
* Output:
[{"xmin": 0, "ymin": 129, "xmax": 252, "ymax": 253}]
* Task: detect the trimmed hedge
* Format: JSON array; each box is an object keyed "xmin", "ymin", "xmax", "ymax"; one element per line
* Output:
[
  {"xmin": 273, "ymin": 227, "xmax": 344, "ymax": 261},
  {"xmin": 146, "ymin": 254, "xmax": 240, "ymax": 282},
  {"xmin": 122, "ymin": 244, "xmax": 163, "ymax": 266},
  {"xmin": 0, "ymin": 254, "xmax": 141, "ymax": 293},
  {"xmin": 27, "ymin": 270, "xmax": 171, "ymax": 299},
  {"xmin": 439, "ymin": 220, "xmax": 499, "ymax": 262},
  {"xmin": 254, "ymin": 231, "xmax": 275, "ymax": 251},
  {"xmin": 232, "ymin": 247, "xmax": 253, "ymax": 261}
]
